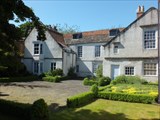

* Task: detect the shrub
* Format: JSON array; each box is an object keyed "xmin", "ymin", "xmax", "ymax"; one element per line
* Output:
[
  {"xmin": 96, "ymin": 64, "xmax": 103, "ymax": 78},
  {"xmin": 67, "ymin": 92, "xmax": 95, "ymax": 108},
  {"xmin": 90, "ymin": 84, "xmax": 98, "ymax": 97},
  {"xmin": 111, "ymin": 75, "xmax": 148, "ymax": 85},
  {"xmin": 98, "ymin": 92, "xmax": 156, "ymax": 104},
  {"xmin": 42, "ymin": 76, "xmax": 61, "ymax": 82},
  {"xmin": 31, "ymin": 99, "xmax": 49, "ymax": 120},
  {"xmin": 83, "ymin": 77, "xmax": 97, "ymax": 86},
  {"xmin": 51, "ymin": 68, "xmax": 63, "ymax": 76},
  {"xmin": 67, "ymin": 67, "xmax": 77, "ymax": 78},
  {"xmin": 0, "ymin": 99, "xmax": 31, "ymax": 120},
  {"xmin": 98, "ymin": 76, "xmax": 111, "ymax": 86}
]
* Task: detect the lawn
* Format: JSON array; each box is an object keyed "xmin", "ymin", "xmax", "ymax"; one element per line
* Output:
[{"xmin": 51, "ymin": 99, "xmax": 160, "ymax": 120}]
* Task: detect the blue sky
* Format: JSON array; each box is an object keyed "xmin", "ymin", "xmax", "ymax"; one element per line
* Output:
[{"xmin": 23, "ymin": 0, "xmax": 157, "ymax": 32}]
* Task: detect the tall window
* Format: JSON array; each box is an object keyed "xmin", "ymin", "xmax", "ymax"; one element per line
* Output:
[
  {"xmin": 51, "ymin": 62, "xmax": 56, "ymax": 71},
  {"xmin": 125, "ymin": 67, "xmax": 134, "ymax": 75},
  {"xmin": 144, "ymin": 63, "xmax": 157, "ymax": 75},
  {"xmin": 76, "ymin": 65, "xmax": 79, "ymax": 73},
  {"xmin": 144, "ymin": 30, "xmax": 156, "ymax": 49},
  {"xmin": 34, "ymin": 62, "xmax": 43, "ymax": 74},
  {"xmin": 34, "ymin": 62, "xmax": 39, "ymax": 74},
  {"xmin": 77, "ymin": 46, "xmax": 82, "ymax": 57},
  {"xmin": 114, "ymin": 45, "xmax": 119, "ymax": 53},
  {"xmin": 34, "ymin": 43, "xmax": 43, "ymax": 55},
  {"xmin": 95, "ymin": 45, "xmax": 100, "ymax": 57}
]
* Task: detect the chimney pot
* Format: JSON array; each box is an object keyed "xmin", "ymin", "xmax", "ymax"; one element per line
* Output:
[{"xmin": 137, "ymin": 5, "xmax": 144, "ymax": 18}]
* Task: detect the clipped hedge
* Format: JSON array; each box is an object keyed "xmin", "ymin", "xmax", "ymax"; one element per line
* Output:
[
  {"xmin": 83, "ymin": 78, "xmax": 97, "ymax": 86},
  {"xmin": 67, "ymin": 92, "xmax": 95, "ymax": 108},
  {"xmin": 42, "ymin": 76, "xmax": 61, "ymax": 82},
  {"xmin": 0, "ymin": 99, "xmax": 31, "ymax": 120},
  {"xmin": 98, "ymin": 92, "xmax": 156, "ymax": 104},
  {"xmin": 98, "ymin": 77, "xmax": 111, "ymax": 86}
]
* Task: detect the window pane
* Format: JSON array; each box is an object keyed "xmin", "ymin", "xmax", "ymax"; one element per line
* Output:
[
  {"xmin": 40, "ymin": 62, "xmax": 43, "ymax": 73},
  {"xmin": 34, "ymin": 62, "xmax": 39, "ymax": 74},
  {"xmin": 40, "ymin": 44, "xmax": 43, "ymax": 54},
  {"xmin": 34, "ymin": 44, "xmax": 39, "ymax": 54},
  {"xmin": 78, "ymin": 46, "xmax": 82, "ymax": 57},
  {"xmin": 95, "ymin": 45, "xmax": 100, "ymax": 57},
  {"xmin": 144, "ymin": 31, "xmax": 156, "ymax": 49},
  {"xmin": 144, "ymin": 63, "xmax": 157, "ymax": 75},
  {"xmin": 125, "ymin": 67, "xmax": 134, "ymax": 75}
]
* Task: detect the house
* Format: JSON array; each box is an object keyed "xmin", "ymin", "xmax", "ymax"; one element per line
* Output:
[
  {"xmin": 22, "ymin": 28, "xmax": 76, "ymax": 75},
  {"xmin": 64, "ymin": 28, "xmax": 123, "ymax": 77},
  {"xmin": 103, "ymin": 6, "xmax": 158, "ymax": 82}
]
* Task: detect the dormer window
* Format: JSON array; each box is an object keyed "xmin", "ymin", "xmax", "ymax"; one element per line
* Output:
[
  {"xmin": 109, "ymin": 29, "xmax": 120, "ymax": 37},
  {"xmin": 34, "ymin": 43, "xmax": 43, "ymax": 55},
  {"xmin": 73, "ymin": 33, "xmax": 82, "ymax": 39}
]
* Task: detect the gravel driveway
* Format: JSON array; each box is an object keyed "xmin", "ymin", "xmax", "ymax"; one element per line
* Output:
[{"xmin": 0, "ymin": 80, "xmax": 90, "ymax": 106}]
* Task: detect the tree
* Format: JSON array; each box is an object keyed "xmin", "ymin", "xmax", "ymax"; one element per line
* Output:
[
  {"xmin": 55, "ymin": 23, "xmax": 80, "ymax": 34},
  {"xmin": 0, "ymin": 0, "xmax": 46, "ymax": 52},
  {"xmin": 0, "ymin": 0, "xmax": 46, "ymax": 76},
  {"xmin": 19, "ymin": 21, "xmax": 34, "ymax": 38}
]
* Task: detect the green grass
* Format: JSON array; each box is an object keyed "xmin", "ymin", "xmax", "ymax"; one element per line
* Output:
[
  {"xmin": 100, "ymin": 84, "xmax": 158, "ymax": 95},
  {"xmin": 51, "ymin": 99, "xmax": 160, "ymax": 120}
]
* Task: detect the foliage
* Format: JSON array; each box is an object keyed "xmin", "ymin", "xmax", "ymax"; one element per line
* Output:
[
  {"xmin": 42, "ymin": 76, "xmax": 61, "ymax": 82},
  {"xmin": 0, "ymin": 99, "xmax": 31, "ymax": 120},
  {"xmin": 83, "ymin": 78, "xmax": 97, "ymax": 86},
  {"xmin": 111, "ymin": 75, "xmax": 148, "ymax": 85},
  {"xmin": 102, "ymin": 84, "xmax": 158, "ymax": 95},
  {"xmin": 31, "ymin": 99, "xmax": 49, "ymax": 120},
  {"xmin": 55, "ymin": 23, "xmax": 79, "ymax": 34},
  {"xmin": 19, "ymin": 21, "xmax": 34, "ymax": 38},
  {"xmin": 98, "ymin": 92, "xmax": 156, "ymax": 104},
  {"xmin": 96, "ymin": 64, "xmax": 103, "ymax": 78},
  {"xmin": 0, "ymin": 0, "xmax": 46, "ymax": 77},
  {"xmin": 44, "ymin": 69, "xmax": 63, "ymax": 77},
  {"xmin": 67, "ymin": 92, "xmax": 95, "ymax": 108},
  {"xmin": 90, "ymin": 84, "xmax": 98, "ymax": 97},
  {"xmin": 0, "ymin": 76, "xmax": 38, "ymax": 82},
  {"xmin": 67, "ymin": 67, "xmax": 77, "ymax": 78},
  {"xmin": 98, "ymin": 76, "xmax": 111, "ymax": 86}
]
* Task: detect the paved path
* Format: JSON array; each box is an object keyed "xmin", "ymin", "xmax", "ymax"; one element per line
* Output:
[{"xmin": 0, "ymin": 80, "xmax": 90, "ymax": 106}]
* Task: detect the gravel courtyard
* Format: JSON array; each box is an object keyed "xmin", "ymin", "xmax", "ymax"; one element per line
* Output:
[{"xmin": 0, "ymin": 80, "xmax": 90, "ymax": 106}]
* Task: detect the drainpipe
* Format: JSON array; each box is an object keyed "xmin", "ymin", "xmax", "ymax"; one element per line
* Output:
[{"xmin": 158, "ymin": 0, "xmax": 160, "ymax": 103}]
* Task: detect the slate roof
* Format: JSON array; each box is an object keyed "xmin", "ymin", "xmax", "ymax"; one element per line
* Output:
[
  {"xmin": 64, "ymin": 28, "xmax": 124, "ymax": 45},
  {"xmin": 48, "ymin": 29, "xmax": 67, "ymax": 48}
]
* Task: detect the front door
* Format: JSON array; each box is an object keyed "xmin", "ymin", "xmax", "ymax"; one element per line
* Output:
[{"xmin": 111, "ymin": 65, "xmax": 120, "ymax": 80}]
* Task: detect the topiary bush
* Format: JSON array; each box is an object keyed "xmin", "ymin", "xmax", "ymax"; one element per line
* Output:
[
  {"xmin": 111, "ymin": 75, "xmax": 148, "ymax": 85},
  {"xmin": 30, "ymin": 99, "xmax": 49, "ymax": 120},
  {"xmin": 96, "ymin": 64, "xmax": 103, "ymax": 78},
  {"xmin": 98, "ymin": 76, "xmax": 111, "ymax": 86},
  {"xmin": 90, "ymin": 84, "xmax": 98, "ymax": 97},
  {"xmin": 83, "ymin": 77, "xmax": 97, "ymax": 86}
]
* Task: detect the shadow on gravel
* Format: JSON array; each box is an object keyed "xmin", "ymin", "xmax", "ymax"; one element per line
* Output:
[{"xmin": 0, "ymin": 83, "xmax": 51, "ymax": 89}]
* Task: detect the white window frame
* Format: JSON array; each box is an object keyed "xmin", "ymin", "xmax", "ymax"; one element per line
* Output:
[
  {"xmin": 143, "ymin": 63, "xmax": 157, "ymax": 76},
  {"xmin": 77, "ymin": 46, "xmax": 82, "ymax": 58},
  {"xmin": 144, "ymin": 30, "xmax": 156, "ymax": 49},
  {"xmin": 51, "ymin": 62, "xmax": 56, "ymax": 71},
  {"xmin": 125, "ymin": 66, "xmax": 135, "ymax": 76},
  {"xmin": 95, "ymin": 45, "xmax": 101, "ymax": 57},
  {"xmin": 34, "ymin": 43, "xmax": 43, "ymax": 55}
]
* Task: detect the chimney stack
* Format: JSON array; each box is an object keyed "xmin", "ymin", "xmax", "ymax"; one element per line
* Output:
[{"xmin": 137, "ymin": 6, "xmax": 144, "ymax": 18}]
